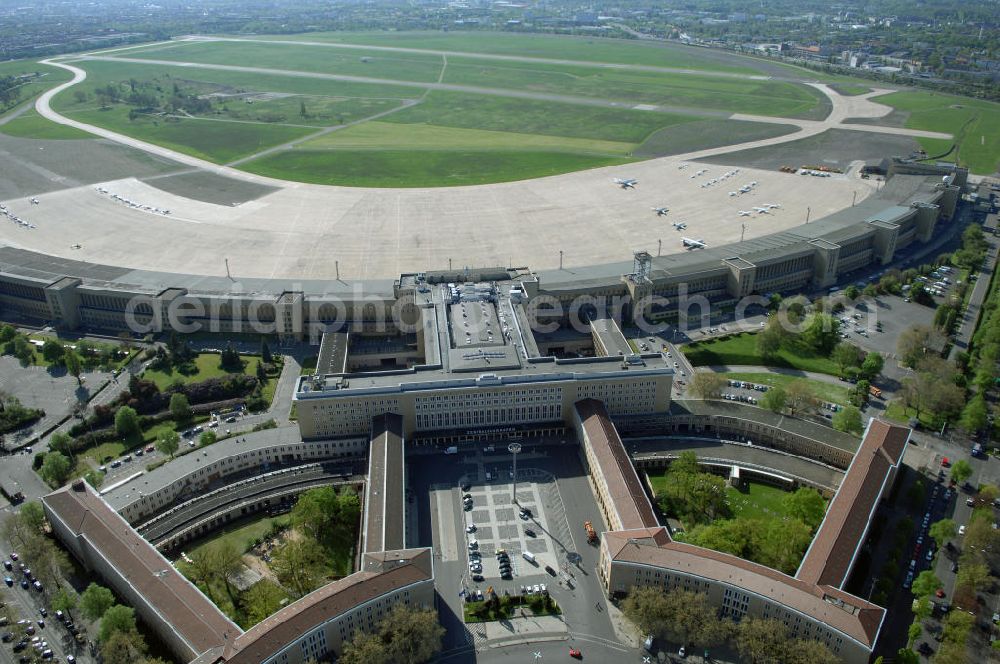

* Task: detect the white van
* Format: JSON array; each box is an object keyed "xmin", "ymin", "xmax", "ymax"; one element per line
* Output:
[{"xmin": 522, "ymin": 551, "xmax": 536, "ymax": 564}]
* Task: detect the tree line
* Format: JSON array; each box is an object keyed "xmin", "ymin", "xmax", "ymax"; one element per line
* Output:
[
  {"xmin": 622, "ymin": 587, "xmax": 840, "ymax": 663},
  {"xmin": 656, "ymin": 452, "xmax": 827, "ymax": 574}
]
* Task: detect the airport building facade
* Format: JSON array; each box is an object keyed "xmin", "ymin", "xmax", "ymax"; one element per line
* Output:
[{"xmin": 0, "ymin": 164, "xmax": 965, "ymax": 338}]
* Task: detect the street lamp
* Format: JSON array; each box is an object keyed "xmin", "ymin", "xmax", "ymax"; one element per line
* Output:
[{"xmin": 508, "ymin": 442, "xmax": 522, "ymax": 505}]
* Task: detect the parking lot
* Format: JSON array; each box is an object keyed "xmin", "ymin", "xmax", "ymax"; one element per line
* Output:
[
  {"xmin": 461, "ymin": 467, "xmax": 566, "ymax": 587},
  {"xmin": 406, "ymin": 445, "xmax": 623, "ymax": 657}
]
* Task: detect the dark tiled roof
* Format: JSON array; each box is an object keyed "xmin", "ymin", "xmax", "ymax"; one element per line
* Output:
[
  {"xmin": 227, "ymin": 549, "xmax": 432, "ymax": 664},
  {"xmin": 575, "ymin": 399, "xmax": 659, "ymax": 530},
  {"xmin": 365, "ymin": 414, "xmax": 405, "ymax": 553},
  {"xmin": 606, "ymin": 528, "xmax": 884, "ymax": 647},
  {"xmin": 42, "ymin": 483, "xmax": 240, "ymax": 660},
  {"xmin": 796, "ymin": 419, "xmax": 909, "ymax": 587}
]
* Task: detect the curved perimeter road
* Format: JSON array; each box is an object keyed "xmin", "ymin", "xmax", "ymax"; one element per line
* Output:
[{"xmin": 35, "ymin": 57, "xmax": 951, "ymax": 193}]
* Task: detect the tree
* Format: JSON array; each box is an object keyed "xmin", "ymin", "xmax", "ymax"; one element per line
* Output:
[
  {"xmin": 292, "ymin": 486, "xmax": 339, "ymax": 542},
  {"xmin": 896, "ymin": 648, "xmax": 920, "ymax": 664},
  {"xmin": 260, "ymin": 337, "xmax": 273, "ymax": 363},
  {"xmin": 199, "ymin": 430, "xmax": 217, "ymax": 447},
  {"xmin": 656, "ymin": 452, "xmax": 729, "ymax": 526},
  {"xmin": 950, "ymin": 459, "xmax": 973, "ymax": 484},
  {"xmin": 219, "ymin": 344, "xmax": 244, "ymax": 372},
  {"xmin": 80, "ymin": 583, "xmax": 115, "ymax": 621},
  {"xmin": 784, "ymin": 380, "xmax": 816, "ymax": 416},
  {"xmin": 51, "ymin": 587, "xmax": 78, "ymax": 620},
  {"xmin": 955, "ymin": 560, "xmax": 991, "ymax": 593},
  {"xmin": 49, "ymin": 431, "xmax": 74, "ymax": 458},
  {"xmin": 689, "ymin": 372, "xmax": 725, "ymax": 399},
  {"xmin": 271, "ymin": 538, "xmax": 328, "ymax": 597},
  {"xmin": 761, "ymin": 386, "xmax": 787, "ymax": 412},
  {"xmin": 801, "ymin": 313, "xmax": 840, "ymax": 353},
  {"xmin": 781, "ymin": 488, "xmax": 827, "ymax": 531},
  {"xmin": 99, "ymin": 604, "xmax": 137, "ymax": 642},
  {"xmin": 100, "ymin": 628, "xmax": 147, "ymax": 664},
  {"xmin": 240, "ymin": 580, "xmax": 287, "ymax": 626},
  {"xmin": 155, "ymin": 430, "xmax": 180, "ymax": 458},
  {"xmin": 63, "ymin": 347, "xmax": 83, "ymax": 385},
  {"xmin": 910, "ymin": 570, "xmax": 942, "ymax": 598},
  {"xmin": 832, "ymin": 342, "xmax": 862, "ymax": 374},
  {"xmin": 114, "ymin": 406, "xmax": 141, "ymax": 440},
  {"xmin": 756, "ymin": 319, "xmax": 785, "ymax": 358},
  {"xmin": 928, "ymin": 519, "xmax": 956, "ymax": 547},
  {"xmin": 41, "ymin": 339, "xmax": 64, "ymax": 364},
  {"xmin": 622, "ymin": 588, "xmax": 727, "ymax": 647},
  {"xmin": 844, "ymin": 285, "xmax": 860, "ymax": 300},
  {"xmin": 735, "ymin": 617, "xmax": 790, "ymax": 664},
  {"xmin": 959, "ymin": 394, "xmax": 988, "ymax": 433},
  {"xmin": 860, "ymin": 352, "xmax": 884, "ymax": 379},
  {"xmin": 84, "ymin": 469, "xmax": 105, "ymax": 489},
  {"xmin": 39, "ymin": 451, "xmax": 72, "ymax": 487},
  {"xmin": 12, "ymin": 336, "xmax": 33, "ymax": 365},
  {"xmin": 832, "ymin": 405, "xmax": 863, "ymax": 434},
  {"xmin": 785, "ymin": 638, "xmax": 839, "ymax": 664},
  {"xmin": 169, "ymin": 393, "xmax": 191, "ymax": 422},
  {"xmin": 379, "ymin": 605, "xmax": 446, "ymax": 664},
  {"xmin": 897, "ymin": 325, "xmax": 944, "ymax": 368},
  {"xmin": 339, "ymin": 632, "xmax": 390, "ymax": 664}
]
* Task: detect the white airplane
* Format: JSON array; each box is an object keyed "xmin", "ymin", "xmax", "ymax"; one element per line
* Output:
[
  {"xmin": 738, "ymin": 210, "xmax": 752, "ymax": 217},
  {"xmin": 764, "ymin": 203, "xmax": 781, "ymax": 209},
  {"xmin": 695, "ymin": 169, "xmax": 707, "ymax": 176},
  {"xmin": 678, "ymin": 163, "xmax": 689, "ymax": 170},
  {"xmin": 652, "ymin": 207, "xmax": 670, "ymax": 216},
  {"xmin": 30, "ymin": 198, "xmax": 38, "ymax": 204},
  {"xmin": 739, "ymin": 186, "xmax": 751, "ymax": 193},
  {"xmin": 729, "ymin": 191, "xmax": 737, "ymax": 197},
  {"xmin": 613, "ymin": 178, "xmax": 638, "ymax": 189},
  {"xmin": 682, "ymin": 237, "xmax": 706, "ymax": 249},
  {"xmin": 672, "ymin": 222, "xmax": 687, "ymax": 230},
  {"xmin": 753, "ymin": 207, "xmax": 770, "ymax": 214},
  {"xmin": 750, "ymin": 181, "xmax": 758, "ymax": 187}
]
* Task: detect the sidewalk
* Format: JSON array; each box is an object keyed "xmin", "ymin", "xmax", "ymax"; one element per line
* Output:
[{"xmin": 480, "ymin": 614, "xmax": 569, "ymax": 647}]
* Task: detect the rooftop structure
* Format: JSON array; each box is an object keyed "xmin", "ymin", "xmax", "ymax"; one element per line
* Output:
[{"xmin": 363, "ymin": 414, "xmax": 406, "ymax": 553}]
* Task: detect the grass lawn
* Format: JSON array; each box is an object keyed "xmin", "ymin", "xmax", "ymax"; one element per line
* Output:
[
  {"xmin": 725, "ymin": 482, "xmax": 800, "ymax": 521},
  {"xmin": 441, "ymin": 57, "xmax": 825, "ymax": 118},
  {"xmin": 301, "ymin": 120, "xmax": 634, "ymax": 155},
  {"xmin": 876, "ymin": 90, "xmax": 1000, "ymax": 175},
  {"xmin": 186, "ymin": 514, "xmax": 291, "ymax": 557},
  {"xmin": 885, "ymin": 400, "xmax": 938, "ymax": 429},
  {"xmin": 681, "ymin": 332, "xmax": 840, "ymax": 376},
  {"xmin": 0, "ymin": 109, "xmax": 94, "ymax": 139},
  {"xmin": 142, "ymin": 352, "xmax": 262, "ymax": 389},
  {"xmin": 62, "ymin": 107, "xmax": 313, "ymax": 164},
  {"xmin": 265, "ymin": 31, "xmax": 761, "ymax": 74},
  {"xmin": 382, "ymin": 91, "xmax": 698, "ymax": 143},
  {"xmin": 241, "ymin": 148, "xmax": 632, "ymax": 187},
  {"xmin": 128, "ymin": 39, "xmax": 446, "ymax": 83},
  {"xmin": 830, "ymin": 83, "xmax": 871, "ymax": 96},
  {"xmin": 80, "ymin": 441, "xmax": 127, "ymax": 466},
  {"xmin": 635, "ymin": 119, "xmax": 798, "ymax": 157},
  {"xmin": 52, "ymin": 59, "xmax": 416, "ymax": 114},
  {"xmin": 719, "ymin": 372, "xmax": 852, "ymax": 405},
  {"xmin": 647, "ymin": 475, "xmax": 815, "ymax": 523}
]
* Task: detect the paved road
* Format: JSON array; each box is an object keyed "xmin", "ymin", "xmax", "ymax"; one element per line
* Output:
[
  {"xmin": 626, "ymin": 436, "xmax": 845, "ymax": 490},
  {"xmin": 949, "ymin": 222, "xmax": 998, "ymax": 358},
  {"xmin": 701, "ymin": 364, "xmax": 848, "ymax": 387}
]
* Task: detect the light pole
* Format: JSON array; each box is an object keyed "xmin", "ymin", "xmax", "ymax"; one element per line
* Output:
[{"xmin": 508, "ymin": 442, "xmax": 522, "ymax": 505}]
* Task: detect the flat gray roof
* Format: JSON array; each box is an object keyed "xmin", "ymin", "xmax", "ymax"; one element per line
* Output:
[{"xmin": 297, "ymin": 353, "xmax": 674, "ymax": 398}]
